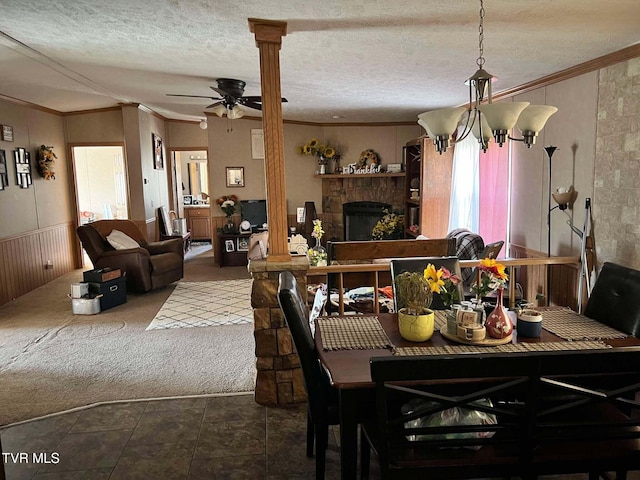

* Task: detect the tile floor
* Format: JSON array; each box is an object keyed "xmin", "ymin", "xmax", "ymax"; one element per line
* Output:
[
  {"xmin": 0, "ymin": 394, "xmax": 341, "ymax": 480},
  {"xmin": 1, "ymin": 393, "xmax": 638, "ymax": 479}
]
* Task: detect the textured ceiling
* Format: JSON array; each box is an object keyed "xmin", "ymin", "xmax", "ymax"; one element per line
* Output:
[{"xmin": 0, "ymin": 0, "xmax": 639, "ymax": 123}]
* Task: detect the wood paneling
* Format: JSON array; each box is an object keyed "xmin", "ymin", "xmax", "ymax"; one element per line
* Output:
[
  {"xmin": 509, "ymin": 243, "xmax": 580, "ymax": 310},
  {"xmin": 0, "ymin": 222, "xmax": 76, "ymax": 306}
]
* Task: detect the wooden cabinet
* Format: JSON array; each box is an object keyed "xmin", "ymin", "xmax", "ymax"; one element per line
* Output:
[
  {"xmin": 403, "ymin": 137, "xmax": 454, "ymax": 238},
  {"xmin": 185, "ymin": 206, "xmax": 211, "ymax": 240},
  {"xmin": 218, "ymin": 233, "xmax": 251, "ymax": 267}
]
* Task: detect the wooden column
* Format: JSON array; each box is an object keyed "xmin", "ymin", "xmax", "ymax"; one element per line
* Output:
[{"xmin": 248, "ymin": 18, "xmax": 290, "ymax": 262}]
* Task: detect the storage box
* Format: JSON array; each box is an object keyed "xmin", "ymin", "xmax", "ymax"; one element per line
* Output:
[
  {"xmin": 88, "ymin": 277, "xmax": 127, "ymax": 311},
  {"xmin": 83, "ymin": 268, "xmax": 121, "ymax": 283},
  {"xmin": 70, "ymin": 282, "xmax": 89, "ymax": 298},
  {"xmin": 71, "ymin": 295, "xmax": 102, "ymax": 315}
]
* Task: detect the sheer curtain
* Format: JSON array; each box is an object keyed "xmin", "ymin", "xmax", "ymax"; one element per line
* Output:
[
  {"xmin": 448, "ymin": 126, "xmax": 480, "ymax": 233},
  {"xmin": 478, "ymin": 142, "xmax": 509, "ymax": 244}
]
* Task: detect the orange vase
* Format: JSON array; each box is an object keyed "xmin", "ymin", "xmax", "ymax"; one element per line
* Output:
[{"xmin": 485, "ymin": 288, "xmax": 513, "ymax": 339}]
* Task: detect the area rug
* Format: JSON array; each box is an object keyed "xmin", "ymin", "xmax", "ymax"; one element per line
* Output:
[
  {"xmin": 0, "ymin": 270, "xmax": 256, "ymax": 426},
  {"xmin": 146, "ymin": 279, "xmax": 253, "ymax": 330}
]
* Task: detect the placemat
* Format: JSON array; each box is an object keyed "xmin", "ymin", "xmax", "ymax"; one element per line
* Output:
[
  {"xmin": 434, "ymin": 310, "xmax": 448, "ymax": 331},
  {"xmin": 540, "ymin": 308, "xmax": 628, "ymax": 340},
  {"xmin": 393, "ymin": 340, "xmax": 611, "ymax": 356},
  {"xmin": 318, "ymin": 316, "xmax": 393, "ymax": 351}
]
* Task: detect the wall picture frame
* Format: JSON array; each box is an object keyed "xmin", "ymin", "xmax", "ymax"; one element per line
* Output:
[
  {"xmin": 1, "ymin": 125, "xmax": 13, "ymax": 142},
  {"xmin": 0, "ymin": 149, "xmax": 7, "ymax": 190},
  {"xmin": 226, "ymin": 166, "xmax": 244, "ymax": 187},
  {"xmin": 14, "ymin": 147, "xmax": 32, "ymax": 188},
  {"xmin": 237, "ymin": 237, "xmax": 249, "ymax": 252},
  {"xmin": 251, "ymin": 128, "xmax": 265, "ymax": 160},
  {"xmin": 152, "ymin": 133, "xmax": 164, "ymax": 170}
]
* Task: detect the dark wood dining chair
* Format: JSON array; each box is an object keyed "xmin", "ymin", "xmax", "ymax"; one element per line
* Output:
[
  {"xmin": 277, "ymin": 271, "xmax": 339, "ymax": 480},
  {"xmin": 360, "ymin": 350, "xmax": 640, "ymax": 480},
  {"xmin": 390, "ymin": 256, "xmax": 464, "ymax": 310},
  {"xmin": 584, "ymin": 262, "xmax": 640, "ymax": 337}
]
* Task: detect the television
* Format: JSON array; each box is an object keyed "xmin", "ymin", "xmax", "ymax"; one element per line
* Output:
[{"xmin": 241, "ymin": 199, "xmax": 268, "ymax": 231}]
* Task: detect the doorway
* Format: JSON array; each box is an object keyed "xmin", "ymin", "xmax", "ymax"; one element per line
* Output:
[{"xmin": 72, "ymin": 145, "xmax": 128, "ymax": 265}]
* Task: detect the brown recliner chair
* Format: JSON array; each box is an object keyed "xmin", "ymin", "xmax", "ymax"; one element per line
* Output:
[{"xmin": 77, "ymin": 219, "xmax": 184, "ymax": 293}]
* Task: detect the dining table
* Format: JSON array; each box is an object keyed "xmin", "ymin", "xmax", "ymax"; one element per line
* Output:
[{"xmin": 313, "ymin": 307, "xmax": 640, "ymax": 480}]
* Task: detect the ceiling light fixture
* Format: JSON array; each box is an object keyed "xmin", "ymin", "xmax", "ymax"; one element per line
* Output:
[{"xmin": 417, "ymin": 0, "xmax": 557, "ymax": 154}]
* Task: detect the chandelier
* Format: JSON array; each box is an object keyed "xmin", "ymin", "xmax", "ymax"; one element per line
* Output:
[{"xmin": 418, "ymin": 0, "xmax": 557, "ymax": 154}]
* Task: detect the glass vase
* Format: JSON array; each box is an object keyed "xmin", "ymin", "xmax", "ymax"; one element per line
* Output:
[
  {"xmin": 485, "ymin": 287, "xmax": 513, "ymax": 339},
  {"xmin": 223, "ymin": 216, "xmax": 235, "ymax": 233},
  {"xmin": 309, "ymin": 237, "xmax": 327, "ymax": 266}
]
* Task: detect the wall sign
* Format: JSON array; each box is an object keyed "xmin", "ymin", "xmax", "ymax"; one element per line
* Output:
[{"xmin": 2, "ymin": 125, "xmax": 13, "ymax": 142}]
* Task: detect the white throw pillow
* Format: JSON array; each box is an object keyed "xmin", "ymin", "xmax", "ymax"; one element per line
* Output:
[{"xmin": 106, "ymin": 230, "xmax": 140, "ymax": 250}]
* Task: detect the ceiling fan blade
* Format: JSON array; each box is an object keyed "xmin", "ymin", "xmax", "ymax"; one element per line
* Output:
[
  {"xmin": 166, "ymin": 94, "xmax": 221, "ymax": 100},
  {"xmin": 206, "ymin": 101, "xmax": 224, "ymax": 109},
  {"xmin": 242, "ymin": 96, "xmax": 262, "ymax": 102},
  {"xmin": 242, "ymin": 101, "xmax": 262, "ymax": 111},
  {"xmin": 209, "ymin": 86, "xmax": 232, "ymax": 98}
]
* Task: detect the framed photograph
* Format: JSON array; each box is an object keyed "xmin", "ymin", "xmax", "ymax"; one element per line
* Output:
[
  {"xmin": 14, "ymin": 147, "xmax": 31, "ymax": 188},
  {"xmin": 251, "ymin": 128, "xmax": 264, "ymax": 160},
  {"xmin": 1, "ymin": 125, "xmax": 13, "ymax": 142},
  {"xmin": 225, "ymin": 239, "xmax": 235, "ymax": 252},
  {"xmin": 152, "ymin": 133, "xmax": 164, "ymax": 170},
  {"xmin": 237, "ymin": 236, "xmax": 249, "ymax": 252},
  {"xmin": 183, "ymin": 194, "xmax": 193, "ymax": 205},
  {"xmin": 0, "ymin": 150, "xmax": 7, "ymax": 190},
  {"xmin": 226, "ymin": 166, "xmax": 244, "ymax": 187}
]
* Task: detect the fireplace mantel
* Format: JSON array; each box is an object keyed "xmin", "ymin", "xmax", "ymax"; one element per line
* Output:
[{"xmin": 314, "ymin": 172, "xmax": 404, "ymax": 179}]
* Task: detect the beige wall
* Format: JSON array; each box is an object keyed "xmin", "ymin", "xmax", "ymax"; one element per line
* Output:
[
  {"xmin": 511, "ymin": 72, "xmax": 599, "ymax": 258},
  {"xmin": 0, "ymin": 99, "xmax": 71, "ymax": 238},
  {"xmin": 64, "ymin": 109, "xmax": 124, "ymax": 144}
]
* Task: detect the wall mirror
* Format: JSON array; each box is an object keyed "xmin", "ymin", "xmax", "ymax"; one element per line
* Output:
[
  {"xmin": 178, "ymin": 151, "xmax": 209, "ymax": 204},
  {"xmin": 226, "ymin": 167, "xmax": 244, "ymax": 187}
]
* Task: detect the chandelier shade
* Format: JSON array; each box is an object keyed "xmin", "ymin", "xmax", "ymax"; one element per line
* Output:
[
  {"xmin": 227, "ymin": 105, "xmax": 244, "ymax": 119},
  {"xmin": 417, "ymin": 0, "xmax": 557, "ymax": 154},
  {"xmin": 212, "ymin": 104, "xmax": 226, "ymax": 117}
]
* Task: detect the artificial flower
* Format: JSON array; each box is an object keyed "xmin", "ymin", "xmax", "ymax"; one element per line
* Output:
[
  {"xmin": 215, "ymin": 195, "xmax": 238, "ymax": 217},
  {"xmin": 297, "ymin": 138, "xmax": 339, "ymax": 162},
  {"xmin": 471, "ymin": 257, "xmax": 509, "ymax": 298},
  {"xmin": 371, "ymin": 211, "xmax": 404, "ymax": 240},
  {"xmin": 311, "ymin": 219, "xmax": 324, "ymax": 240}
]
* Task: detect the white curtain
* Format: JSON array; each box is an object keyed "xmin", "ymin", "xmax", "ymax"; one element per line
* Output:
[{"xmin": 448, "ymin": 126, "xmax": 480, "ymax": 232}]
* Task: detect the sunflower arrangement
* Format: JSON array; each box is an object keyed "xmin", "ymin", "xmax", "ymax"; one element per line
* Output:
[
  {"xmin": 297, "ymin": 138, "xmax": 339, "ymax": 164},
  {"xmin": 394, "ymin": 263, "xmax": 453, "ymax": 314},
  {"xmin": 358, "ymin": 149, "xmax": 380, "ymax": 167}
]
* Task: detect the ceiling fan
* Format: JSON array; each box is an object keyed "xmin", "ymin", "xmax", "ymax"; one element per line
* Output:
[{"xmin": 167, "ymin": 78, "xmax": 287, "ymax": 118}]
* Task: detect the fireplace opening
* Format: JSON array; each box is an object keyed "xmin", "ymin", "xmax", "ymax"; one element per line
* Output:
[{"xmin": 343, "ymin": 201, "xmax": 392, "ymax": 240}]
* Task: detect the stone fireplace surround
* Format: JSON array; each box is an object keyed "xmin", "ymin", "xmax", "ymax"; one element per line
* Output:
[{"xmin": 320, "ymin": 176, "xmax": 405, "ymax": 241}]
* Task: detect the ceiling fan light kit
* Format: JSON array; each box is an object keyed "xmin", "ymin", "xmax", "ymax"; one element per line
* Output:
[{"xmin": 418, "ymin": 0, "xmax": 557, "ymax": 154}]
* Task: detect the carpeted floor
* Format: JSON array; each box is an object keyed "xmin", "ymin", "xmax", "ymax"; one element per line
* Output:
[
  {"xmin": 146, "ymin": 279, "xmax": 253, "ymax": 330},
  {"xmin": 0, "ymin": 246, "xmax": 256, "ymax": 426}
]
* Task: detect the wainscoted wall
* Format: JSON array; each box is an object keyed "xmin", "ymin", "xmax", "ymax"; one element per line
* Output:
[
  {"xmin": 0, "ymin": 223, "xmax": 76, "ymax": 306},
  {"xmin": 509, "ymin": 243, "xmax": 584, "ymax": 311}
]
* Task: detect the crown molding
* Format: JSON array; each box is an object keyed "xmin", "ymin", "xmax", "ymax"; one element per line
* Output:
[
  {"xmin": 0, "ymin": 93, "xmax": 62, "ymax": 115},
  {"xmin": 493, "ymin": 44, "xmax": 640, "ymax": 101}
]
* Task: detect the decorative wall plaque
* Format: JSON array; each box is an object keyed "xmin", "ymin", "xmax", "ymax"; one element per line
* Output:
[
  {"xmin": 0, "ymin": 149, "xmax": 7, "ymax": 190},
  {"xmin": 14, "ymin": 147, "xmax": 32, "ymax": 188},
  {"xmin": 1, "ymin": 125, "xmax": 13, "ymax": 142}
]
